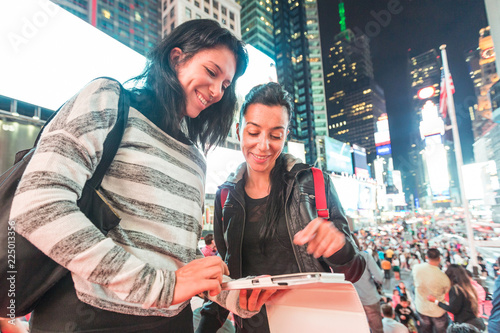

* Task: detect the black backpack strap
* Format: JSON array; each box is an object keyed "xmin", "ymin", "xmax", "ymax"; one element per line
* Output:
[{"xmin": 86, "ymin": 81, "xmax": 130, "ymax": 189}]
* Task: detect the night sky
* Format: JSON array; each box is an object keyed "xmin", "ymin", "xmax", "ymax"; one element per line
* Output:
[{"xmin": 317, "ymin": 0, "xmax": 489, "ymax": 169}]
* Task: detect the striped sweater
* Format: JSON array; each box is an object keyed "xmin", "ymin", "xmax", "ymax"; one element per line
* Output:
[{"xmin": 9, "ymin": 79, "xmax": 252, "ymax": 318}]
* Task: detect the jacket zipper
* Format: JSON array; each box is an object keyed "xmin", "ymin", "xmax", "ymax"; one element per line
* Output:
[
  {"xmin": 228, "ymin": 187, "xmax": 246, "ymax": 329},
  {"xmin": 228, "ymin": 187, "xmax": 246, "ymax": 279},
  {"xmin": 284, "ymin": 171, "xmax": 303, "ymax": 273}
]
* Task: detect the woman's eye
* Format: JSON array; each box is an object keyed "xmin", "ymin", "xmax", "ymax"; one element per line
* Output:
[
  {"xmin": 206, "ymin": 68, "xmax": 216, "ymax": 77},
  {"xmin": 271, "ymin": 136, "xmax": 282, "ymax": 140},
  {"xmin": 248, "ymin": 133, "xmax": 259, "ymax": 136}
]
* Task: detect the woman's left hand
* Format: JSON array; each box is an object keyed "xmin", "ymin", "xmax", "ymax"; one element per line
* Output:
[
  {"xmin": 239, "ymin": 289, "xmax": 277, "ymax": 312},
  {"xmin": 293, "ymin": 218, "xmax": 345, "ymax": 258}
]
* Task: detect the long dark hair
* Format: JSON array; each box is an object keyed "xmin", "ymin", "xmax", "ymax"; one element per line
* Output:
[
  {"xmin": 445, "ymin": 264, "xmax": 479, "ymax": 315},
  {"xmin": 239, "ymin": 83, "xmax": 293, "ymax": 252},
  {"xmin": 128, "ymin": 19, "xmax": 248, "ymax": 150}
]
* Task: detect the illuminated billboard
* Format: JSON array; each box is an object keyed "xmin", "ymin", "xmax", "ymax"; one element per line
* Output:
[
  {"xmin": 374, "ymin": 131, "xmax": 391, "ymax": 147},
  {"xmin": 235, "ymin": 44, "xmax": 277, "ymax": 100},
  {"xmin": 324, "ymin": 137, "xmax": 353, "ymax": 174},
  {"xmin": 424, "ymin": 134, "xmax": 450, "ymax": 199},
  {"xmin": 352, "ymin": 144, "xmax": 369, "ymax": 178},
  {"xmin": 358, "ymin": 183, "xmax": 376, "ymax": 210},
  {"xmin": 376, "ymin": 144, "xmax": 392, "ymax": 156},
  {"xmin": 0, "ymin": 0, "xmax": 147, "ymax": 110},
  {"xmin": 287, "ymin": 140, "xmax": 306, "ymax": 163}
]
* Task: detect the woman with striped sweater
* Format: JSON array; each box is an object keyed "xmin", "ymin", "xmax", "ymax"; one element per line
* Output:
[{"xmin": 9, "ymin": 19, "xmax": 272, "ymax": 332}]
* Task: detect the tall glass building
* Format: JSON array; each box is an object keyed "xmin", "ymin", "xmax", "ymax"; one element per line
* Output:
[
  {"xmin": 272, "ymin": 0, "xmax": 327, "ymax": 164},
  {"xmin": 324, "ymin": 29, "xmax": 387, "ymax": 164}
]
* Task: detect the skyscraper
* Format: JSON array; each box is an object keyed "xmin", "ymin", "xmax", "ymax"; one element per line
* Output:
[
  {"xmin": 238, "ymin": 0, "xmax": 274, "ymax": 59},
  {"xmin": 465, "ymin": 27, "xmax": 498, "ymax": 140},
  {"xmin": 272, "ymin": 0, "xmax": 327, "ymax": 164},
  {"xmin": 324, "ymin": 29, "xmax": 387, "ymax": 163},
  {"xmin": 162, "ymin": 0, "xmax": 241, "ymax": 38},
  {"xmin": 51, "ymin": 0, "xmax": 162, "ymax": 56}
]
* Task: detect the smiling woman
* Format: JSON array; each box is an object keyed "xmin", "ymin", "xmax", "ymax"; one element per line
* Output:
[{"xmin": 197, "ymin": 83, "xmax": 366, "ymax": 333}]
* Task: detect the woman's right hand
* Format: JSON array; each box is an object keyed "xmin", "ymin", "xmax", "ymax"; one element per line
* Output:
[{"xmin": 172, "ymin": 256, "xmax": 229, "ymax": 305}]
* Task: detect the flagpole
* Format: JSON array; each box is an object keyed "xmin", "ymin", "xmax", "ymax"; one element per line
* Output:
[{"xmin": 439, "ymin": 44, "xmax": 479, "ymax": 273}]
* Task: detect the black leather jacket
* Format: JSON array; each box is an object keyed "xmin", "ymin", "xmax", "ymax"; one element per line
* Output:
[{"xmin": 197, "ymin": 154, "xmax": 365, "ymax": 331}]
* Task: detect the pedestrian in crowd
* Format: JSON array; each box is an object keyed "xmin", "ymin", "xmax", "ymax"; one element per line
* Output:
[
  {"xmin": 412, "ymin": 248, "xmax": 451, "ymax": 333},
  {"xmin": 381, "ymin": 303, "xmax": 409, "ymax": 333},
  {"xmin": 201, "ymin": 233, "xmax": 218, "ymax": 257},
  {"xmin": 408, "ymin": 254, "xmax": 420, "ymax": 270},
  {"xmin": 386, "ymin": 247, "xmax": 395, "ymax": 263},
  {"xmin": 352, "ymin": 235, "xmax": 385, "ymax": 333},
  {"xmin": 400, "ymin": 251, "xmax": 408, "ymax": 271},
  {"xmin": 197, "ymin": 82, "xmax": 366, "ymax": 332},
  {"xmin": 391, "ymin": 289, "xmax": 401, "ymax": 308},
  {"xmin": 8, "ymin": 19, "xmax": 276, "ymax": 332},
  {"xmin": 427, "ymin": 265, "xmax": 485, "ymax": 331},
  {"xmin": 382, "ymin": 257, "xmax": 392, "ymax": 280},
  {"xmin": 396, "ymin": 281, "xmax": 408, "ymax": 298},
  {"xmin": 393, "ymin": 255, "xmax": 401, "ymax": 280},
  {"xmin": 487, "ymin": 270, "xmax": 500, "ymax": 332},
  {"xmin": 465, "ymin": 270, "xmax": 487, "ymax": 318},
  {"xmin": 395, "ymin": 296, "xmax": 419, "ymax": 333}
]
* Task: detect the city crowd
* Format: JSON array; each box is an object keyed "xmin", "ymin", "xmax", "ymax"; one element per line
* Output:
[{"xmin": 352, "ymin": 218, "xmax": 500, "ymax": 333}]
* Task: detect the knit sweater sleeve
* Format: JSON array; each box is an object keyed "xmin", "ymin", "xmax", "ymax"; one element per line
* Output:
[{"xmin": 9, "ymin": 79, "xmax": 176, "ymax": 309}]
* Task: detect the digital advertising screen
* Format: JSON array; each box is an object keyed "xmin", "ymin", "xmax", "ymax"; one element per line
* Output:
[
  {"xmin": 0, "ymin": 0, "xmax": 147, "ymax": 110},
  {"xmin": 352, "ymin": 144, "xmax": 369, "ymax": 178},
  {"xmin": 324, "ymin": 137, "xmax": 353, "ymax": 174},
  {"xmin": 376, "ymin": 144, "xmax": 392, "ymax": 156}
]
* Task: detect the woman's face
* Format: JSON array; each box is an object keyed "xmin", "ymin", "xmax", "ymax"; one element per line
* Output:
[
  {"xmin": 172, "ymin": 46, "xmax": 236, "ymax": 118},
  {"xmin": 237, "ymin": 103, "xmax": 289, "ymax": 176}
]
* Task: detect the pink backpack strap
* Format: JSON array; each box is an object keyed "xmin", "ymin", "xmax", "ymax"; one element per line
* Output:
[{"xmin": 311, "ymin": 167, "xmax": 329, "ymax": 220}]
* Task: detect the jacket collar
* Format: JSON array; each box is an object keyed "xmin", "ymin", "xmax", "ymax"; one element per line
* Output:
[{"xmin": 223, "ymin": 153, "xmax": 309, "ymax": 187}]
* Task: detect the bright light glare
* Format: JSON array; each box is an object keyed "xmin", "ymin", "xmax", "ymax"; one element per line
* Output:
[{"xmin": 0, "ymin": 0, "xmax": 146, "ymax": 110}]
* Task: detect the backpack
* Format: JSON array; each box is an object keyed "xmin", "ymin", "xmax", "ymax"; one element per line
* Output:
[
  {"xmin": 0, "ymin": 78, "xmax": 130, "ymax": 317},
  {"xmin": 220, "ymin": 167, "xmax": 329, "ymax": 219}
]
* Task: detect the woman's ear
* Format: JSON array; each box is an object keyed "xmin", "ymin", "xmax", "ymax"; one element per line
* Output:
[
  {"xmin": 236, "ymin": 123, "xmax": 241, "ymax": 141},
  {"xmin": 170, "ymin": 47, "xmax": 184, "ymax": 67}
]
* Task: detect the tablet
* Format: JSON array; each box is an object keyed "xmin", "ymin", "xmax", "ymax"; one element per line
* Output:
[{"xmin": 221, "ymin": 272, "xmax": 345, "ymax": 290}]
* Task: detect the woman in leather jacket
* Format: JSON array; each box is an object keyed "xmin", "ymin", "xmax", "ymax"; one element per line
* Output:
[{"xmin": 197, "ymin": 82, "xmax": 365, "ymax": 333}]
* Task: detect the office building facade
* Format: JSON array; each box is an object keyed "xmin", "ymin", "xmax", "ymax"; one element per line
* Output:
[
  {"xmin": 238, "ymin": 0, "xmax": 274, "ymax": 59},
  {"xmin": 324, "ymin": 29, "xmax": 387, "ymax": 164},
  {"xmin": 272, "ymin": 0, "xmax": 327, "ymax": 164},
  {"xmin": 162, "ymin": 0, "xmax": 241, "ymax": 38}
]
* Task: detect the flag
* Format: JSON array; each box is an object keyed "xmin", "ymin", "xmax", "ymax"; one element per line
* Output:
[{"xmin": 439, "ymin": 68, "xmax": 455, "ymax": 119}]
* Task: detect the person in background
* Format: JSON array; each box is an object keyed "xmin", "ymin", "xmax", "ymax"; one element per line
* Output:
[
  {"xmin": 391, "ymin": 289, "xmax": 401, "ymax": 308},
  {"xmin": 202, "ymin": 234, "xmax": 218, "ymax": 257},
  {"xmin": 427, "ymin": 265, "xmax": 485, "ymax": 331},
  {"xmin": 394, "ymin": 296, "xmax": 419, "ymax": 333},
  {"xmin": 386, "ymin": 247, "xmax": 395, "ymax": 263},
  {"xmin": 465, "ymin": 270, "xmax": 486, "ymax": 318},
  {"xmin": 381, "ymin": 303, "xmax": 409, "ymax": 333},
  {"xmin": 197, "ymin": 82, "xmax": 365, "ymax": 332},
  {"xmin": 382, "ymin": 257, "xmax": 392, "ymax": 280},
  {"xmin": 352, "ymin": 234, "xmax": 384, "ymax": 333},
  {"xmin": 8, "ymin": 19, "xmax": 274, "ymax": 332},
  {"xmin": 412, "ymin": 248, "xmax": 450, "ymax": 333},
  {"xmin": 392, "ymin": 255, "xmax": 401, "ymax": 280}
]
